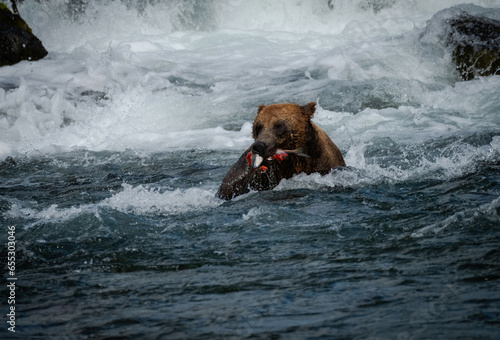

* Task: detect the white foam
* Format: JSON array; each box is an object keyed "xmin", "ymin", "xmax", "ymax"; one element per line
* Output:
[
  {"xmin": 215, "ymin": 0, "xmax": 500, "ymax": 35},
  {"xmin": 242, "ymin": 207, "xmax": 264, "ymax": 221}
]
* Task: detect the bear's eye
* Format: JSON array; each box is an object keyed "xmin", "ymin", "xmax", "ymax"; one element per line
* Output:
[
  {"xmin": 273, "ymin": 121, "xmax": 287, "ymax": 137},
  {"xmin": 253, "ymin": 124, "xmax": 263, "ymax": 137}
]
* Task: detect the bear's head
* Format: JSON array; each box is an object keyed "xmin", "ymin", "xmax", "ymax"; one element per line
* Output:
[{"xmin": 250, "ymin": 102, "xmax": 316, "ymax": 168}]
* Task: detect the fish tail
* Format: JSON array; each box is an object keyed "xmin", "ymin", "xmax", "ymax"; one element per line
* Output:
[{"xmin": 292, "ymin": 148, "xmax": 310, "ymax": 158}]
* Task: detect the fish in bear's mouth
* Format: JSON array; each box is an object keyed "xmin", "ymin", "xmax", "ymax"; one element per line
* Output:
[{"xmin": 246, "ymin": 148, "xmax": 309, "ymax": 173}]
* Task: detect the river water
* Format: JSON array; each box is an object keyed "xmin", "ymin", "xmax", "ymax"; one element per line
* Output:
[{"xmin": 1, "ymin": 0, "xmax": 499, "ymax": 339}]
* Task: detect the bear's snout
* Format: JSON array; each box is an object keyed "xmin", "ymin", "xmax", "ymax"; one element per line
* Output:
[
  {"xmin": 250, "ymin": 141, "xmax": 268, "ymax": 169},
  {"xmin": 251, "ymin": 141, "xmax": 266, "ymax": 156}
]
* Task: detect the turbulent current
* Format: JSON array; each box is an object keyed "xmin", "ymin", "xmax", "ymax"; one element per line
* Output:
[{"xmin": 1, "ymin": 0, "xmax": 499, "ymax": 339}]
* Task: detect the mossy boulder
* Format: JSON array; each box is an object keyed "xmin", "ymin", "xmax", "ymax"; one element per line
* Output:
[
  {"xmin": 446, "ymin": 12, "xmax": 500, "ymax": 81},
  {"xmin": 0, "ymin": 4, "xmax": 48, "ymax": 66}
]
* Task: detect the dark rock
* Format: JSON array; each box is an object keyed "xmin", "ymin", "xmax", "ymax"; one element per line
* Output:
[
  {"xmin": 448, "ymin": 13, "xmax": 500, "ymax": 80},
  {"xmin": 1, "ymin": 156, "xmax": 16, "ymax": 167},
  {"xmin": 420, "ymin": 5, "xmax": 500, "ymax": 81},
  {"xmin": 0, "ymin": 4, "xmax": 48, "ymax": 67}
]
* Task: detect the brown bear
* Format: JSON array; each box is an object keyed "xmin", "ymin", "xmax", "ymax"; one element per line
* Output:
[{"xmin": 217, "ymin": 102, "xmax": 345, "ymax": 200}]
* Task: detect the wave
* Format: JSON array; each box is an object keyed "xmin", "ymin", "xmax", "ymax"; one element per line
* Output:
[
  {"xmin": 411, "ymin": 196, "xmax": 500, "ymax": 238},
  {"xmin": 103, "ymin": 183, "xmax": 220, "ymax": 215},
  {"xmin": 6, "ymin": 183, "xmax": 221, "ymax": 228}
]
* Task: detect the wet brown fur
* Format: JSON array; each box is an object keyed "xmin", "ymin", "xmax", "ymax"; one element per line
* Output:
[{"xmin": 217, "ymin": 103, "xmax": 345, "ymax": 200}]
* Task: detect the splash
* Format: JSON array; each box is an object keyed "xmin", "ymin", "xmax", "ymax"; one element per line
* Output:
[{"xmin": 1, "ymin": 1, "xmax": 499, "ymax": 187}]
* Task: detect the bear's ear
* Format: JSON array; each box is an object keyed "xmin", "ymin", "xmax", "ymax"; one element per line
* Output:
[
  {"xmin": 258, "ymin": 105, "xmax": 266, "ymax": 113},
  {"xmin": 301, "ymin": 102, "xmax": 316, "ymax": 118}
]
